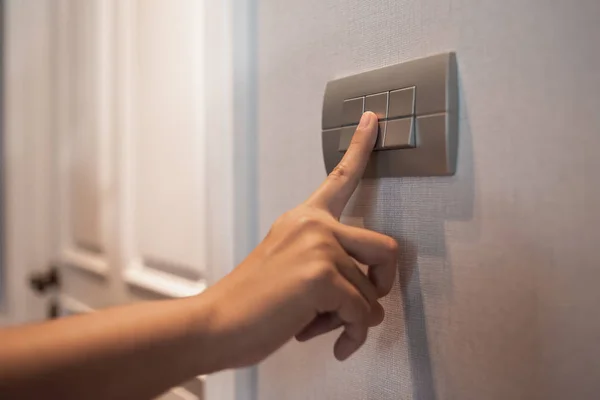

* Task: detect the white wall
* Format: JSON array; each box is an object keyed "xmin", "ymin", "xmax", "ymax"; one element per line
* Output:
[{"xmin": 256, "ymin": 0, "xmax": 600, "ymax": 399}]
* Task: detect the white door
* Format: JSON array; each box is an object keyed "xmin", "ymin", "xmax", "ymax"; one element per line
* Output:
[
  {"xmin": 53, "ymin": 0, "xmax": 209, "ymax": 308},
  {"xmin": 2, "ymin": 0, "xmax": 252, "ymax": 399}
]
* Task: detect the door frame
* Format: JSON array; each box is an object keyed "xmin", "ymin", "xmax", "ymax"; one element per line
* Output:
[
  {"xmin": 204, "ymin": 0, "xmax": 258, "ymax": 399},
  {"xmin": 1, "ymin": 0, "xmax": 56, "ymax": 325}
]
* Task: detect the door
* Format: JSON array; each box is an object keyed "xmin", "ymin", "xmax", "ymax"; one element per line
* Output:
[
  {"xmin": 2, "ymin": 0, "xmax": 252, "ymax": 399},
  {"xmin": 52, "ymin": 0, "xmax": 208, "ymax": 309},
  {"xmin": 56, "ymin": 0, "xmax": 206, "ymax": 398}
]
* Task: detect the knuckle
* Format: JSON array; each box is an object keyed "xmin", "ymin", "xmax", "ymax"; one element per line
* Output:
[
  {"xmin": 272, "ymin": 210, "xmax": 292, "ymax": 230},
  {"xmin": 297, "ymin": 214, "xmax": 321, "ymax": 230},
  {"xmin": 313, "ymin": 261, "xmax": 337, "ymax": 283},
  {"xmin": 292, "ymin": 210, "xmax": 324, "ymax": 232},
  {"xmin": 313, "ymin": 236, "xmax": 337, "ymax": 256},
  {"xmin": 306, "ymin": 265, "xmax": 339, "ymax": 308},
  {"xmin": 328, "ymin": 162, "xmax": 349, "ymax": 182},
  {"xmin": 277, "ymin": 208, "xmax": 328, "ymax": 234},
  {"xmin": 303, "ymin": 261, "xmax": 337, "ymax": 295},
  {"xmin": 384, "ymin": 237, "xmax": 399, "ymax": 255}
]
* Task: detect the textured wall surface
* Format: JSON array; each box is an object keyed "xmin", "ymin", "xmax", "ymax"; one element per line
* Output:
[{"xmin": 256, "ymin": 1, "xmax": 600, "ymax": 399}]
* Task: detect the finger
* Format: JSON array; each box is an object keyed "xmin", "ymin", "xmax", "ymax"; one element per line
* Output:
[
  {"xmin": 331, "ymin": 276, "xmax": 371, "ymax": 360},
  {"xmin": 334, "ymin": 223, "xmax": 398, "ymax": 297},
  {"xmin": 306, "ymin": 111, "xmax": 379, "ymax": 218},
  {"xmin": 334, "ymin": 324, "xmax": 368, "ymax": 361},
  {"xmin": 334, "ymin": 250, "xmax": 385, "ymax": 325},
  {"xmin": 296, "ymin": 302, "xmax": 383, "ymax": 343},
  {"xmin": 296, "ymin": 313, "xmax": 342, "ymax": 342}
]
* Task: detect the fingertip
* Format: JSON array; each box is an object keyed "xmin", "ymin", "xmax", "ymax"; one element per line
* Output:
[
  {"xmin": 334, "ymin": 337, "xmax": 355, "ymax": 361},
  {"xmin": 357, "ymin": 111, "xmax": 378, "ymax": 129},
  {"xmin": 333, "ymin": 330, "xmax": 366, "ymax": 361},
  {"xmin": 356, "ymin": 112, "xmax": 379, "ymax": 146},
  {"xmin": 368, "ymin": 302, "xmax": 385, "ymax": 327},
  {"xmin": 295, "ymin": 333, "xmax": 311, "ymax": 342},
  {"xmin": 369, "ymin": 264, "xmax": 397, "ymax": 298}
]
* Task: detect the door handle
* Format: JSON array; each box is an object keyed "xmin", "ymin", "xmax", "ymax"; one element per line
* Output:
[{"xmin": 29, "ymin": 264, "xmax": 61, "ymax": 294}]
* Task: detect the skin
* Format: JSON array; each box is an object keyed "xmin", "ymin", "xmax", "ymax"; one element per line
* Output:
[{"xmin": 0, "ymin": 112, "xmax": 398, "ymax": 400}]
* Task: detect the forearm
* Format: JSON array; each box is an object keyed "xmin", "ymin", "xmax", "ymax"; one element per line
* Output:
[{"xmin": 0, "ymin": 296, "xmax": 219, "ymax": 400}]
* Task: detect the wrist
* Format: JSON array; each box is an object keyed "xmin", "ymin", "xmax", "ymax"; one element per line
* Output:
[{"xmin": 178, "ymin": 293, "xmax": 226, "ymax": 375}]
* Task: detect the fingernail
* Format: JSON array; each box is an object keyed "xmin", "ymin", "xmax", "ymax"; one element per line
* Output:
[{"xmin": 358, "ymin": 112, "xmax": 373, "ymax": 128}]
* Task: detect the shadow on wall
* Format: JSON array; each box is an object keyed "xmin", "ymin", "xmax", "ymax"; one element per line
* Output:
[{"xmin": 344, "ymin": 67, "xmax": 474, "ymax": 400}]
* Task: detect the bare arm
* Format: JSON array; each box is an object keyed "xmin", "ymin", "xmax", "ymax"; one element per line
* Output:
[
  {"xmin": 0, "ymin": 112, "xmax": 398, "ymax": 400},
  {"xmin": 0, "ymin": 297, "xmax": 217, "ymax": 399}
]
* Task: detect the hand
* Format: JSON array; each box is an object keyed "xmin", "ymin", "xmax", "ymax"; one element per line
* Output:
[
  {"xmin": 0, "ymin": 111, "xmax": 396, "ymax": 399},
  {"xmin": 202, "ymin": 111, "xmax": 398, "ymax": 369}
]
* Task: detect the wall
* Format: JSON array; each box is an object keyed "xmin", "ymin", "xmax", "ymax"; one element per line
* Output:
[{"xmin": 256, "ymin": 0, "xmax": 600, "ymax": 399}]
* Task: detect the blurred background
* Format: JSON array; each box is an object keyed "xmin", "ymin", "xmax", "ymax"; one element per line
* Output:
[{"xmin": 0, "ymin": 1, "xmax": 255, "ymax": 399}]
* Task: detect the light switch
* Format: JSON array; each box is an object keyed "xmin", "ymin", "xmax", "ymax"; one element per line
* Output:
[
  {"xmin": 382, "ymin": 117, "xmax": 414, "ymax": 149},
  {"xmin": 364, "ymin": 92, "xmax": 388, "ymax": 120},
  {"xmin": 388, "ymin": 87, "xmax": 415, "ymax": 119},
  {"xmin": 322, "ymin": 52, "xmax": 458, "ymax": 177},
  {"xmin": 342, "ymin": 97, "xmax": 364, "ymax": 126}
]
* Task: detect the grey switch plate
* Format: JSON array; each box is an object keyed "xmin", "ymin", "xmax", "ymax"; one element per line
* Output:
[{"xmin": 321, "ymin": 52, "xmax": 458, "ymax": 177}]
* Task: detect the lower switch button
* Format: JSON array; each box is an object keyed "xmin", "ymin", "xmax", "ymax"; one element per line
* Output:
[
  {"xmin": 338, "ymin": 126, "xmax": 356, "ymax": 152},
  {"xmin": 338, "ymin": 122, "xmax": 387, "ymax": 152},
  {"xmin": 382, "ymin": 117, "xmax": 415, "ymax": 149}
]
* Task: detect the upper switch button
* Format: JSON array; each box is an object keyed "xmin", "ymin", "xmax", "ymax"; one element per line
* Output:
[
  {"xmin": 364, "ymin": 92, "xmax": 388, "ymax": 120},
  {"xmin": 388, "ymin": 86, "xmax": 415, "ymax": 119},
  {"xmin": 342, "ymin": 97, "xmax": 364, "ymax": 126}
]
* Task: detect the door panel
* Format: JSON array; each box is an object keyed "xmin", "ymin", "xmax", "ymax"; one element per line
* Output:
[
  {"xmin": 57, "ymin": 0, "xmax": 111, "ymax": 279},
  {"xmin": 69, "ymin": 0, "xmax": 106, "ymax": 255},
  {"xmin": 119, "ymin": 0, "xmax": 207, "ymax": 298},
  {"xmin": 54, "ymin": 0, "xmax": 207, "ymax": 303},
  {"xmin": 55, "ymin": 0, "xmax": 208, "ymax": 397},
  {"xmin": 132, "ymin": 0, "xmax": 206, "ymax": 283}
]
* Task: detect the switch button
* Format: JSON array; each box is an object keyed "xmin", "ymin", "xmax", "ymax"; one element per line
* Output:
[
  {"xmin": 364, "ymin": 92, "xmax": 388, "ymax": 120},
  {"xmin": 388, "ymin": 87, "xmax": 415, "ymax": 119},
  {"xmin": 382, "ymin": 117, "xmax": 415, "ymax": 149},
  {"xmin": 342, "ymin": 97, "xmax": 364, "ymax": 126},
  {"xmin": 338, "ymin": 126, "xmax": 355, "ymax": 152}
]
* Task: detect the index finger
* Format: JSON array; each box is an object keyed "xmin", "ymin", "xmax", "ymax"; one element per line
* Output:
[{"xmin": 306, "ymin": 111, "xmax": 379, "ymax": 218}]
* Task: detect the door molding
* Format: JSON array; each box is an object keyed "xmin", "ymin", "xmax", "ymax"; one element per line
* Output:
[
  {"xmin": 1, "ymin": 0, "xmax": 55, "ymax": 325},
  {"xmin": 113, "ymin": 0, "xmax": 209, "ymax": 300},
  {"xmin": 204, "ymin": 0, "xmax": 258, "ymax": 399}
]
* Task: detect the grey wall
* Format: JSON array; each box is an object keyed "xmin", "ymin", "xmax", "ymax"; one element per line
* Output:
[{"xmin": 256, "ymin": 1, "xmax": 600, "ymax": 399}]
